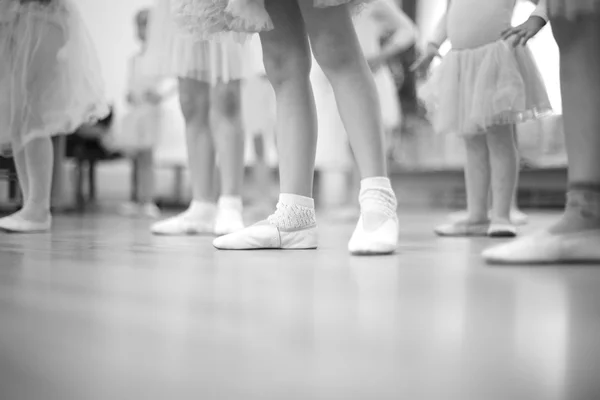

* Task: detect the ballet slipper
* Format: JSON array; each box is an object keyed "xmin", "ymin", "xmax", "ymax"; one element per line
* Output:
[
  {"xmin": 483, "ymin": 229, "xmax": 600, "ymax": 264},
  {"xmin": 213, "ymin": 220, "xmax": 318, "ymax": 250},
  {"xmin": 348, "ymin": 215, "xmax": 398, "ymax": 255},
  {"xmin": 487, "ymin": 220, "xmax": 518, "ymax": 238},
  {"xmin": 151, "ymin": 211, "xmax": 214, "ymax": 236},
  {"xmin": 435, "ymin": 221, "xmax": 489, "ymax": 237},
  {"xmin": 0, "ymin": 214, "xmax": 51, "ymax": 233}
]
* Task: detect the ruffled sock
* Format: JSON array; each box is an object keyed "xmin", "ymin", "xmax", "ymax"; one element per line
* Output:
[
  {"xmin": 267, "ymin": 193, "xmax": 316, "ymax": 231},
  {"xmin": 359, "ymin": 177, "xmax": 398, "ymax": 230}
]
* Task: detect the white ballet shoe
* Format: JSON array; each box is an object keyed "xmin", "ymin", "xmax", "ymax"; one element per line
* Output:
[
  {"xmin": 348, "ymin": 215, "xmax": 399, "ymax": 255},
  {"xmin": 151, "ymin": 212, "xmax": 214, "ymax": 236},
  {"xmin": 140, "ymin": 203, "xmax": 161, "ymax": 219},
  {"xmin": 0, "ymin": 214, "xmax": 52, "ymax": 233},
  {"xmin": 488, "ymin": 221, "xmax": 517, "ymax": 238},
  {"xmin": 214, "ymin": 207, "xmax": 245, "ymax": 236},
  {"xmin": 483, "ymin": 229, "xmax": 600, "ymax": 264},
  {"xmin": 213, "ymin": 220, "xmax": 318, "ymax": 250},
  {"xmin": 435, "ymin": 221, "xmax": 489, "ymax": 237}
]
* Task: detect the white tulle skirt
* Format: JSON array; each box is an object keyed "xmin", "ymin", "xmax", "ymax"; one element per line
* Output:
[
  {"xmin": 170, "ymin": 0, "xmax": 371, "ymax": 40},
  {"xmin": 548, "ymin": 0, "xmax": 600, "ymax": 19},
  {"xmin": 0, "ymin": 0, "xmax": 108, "ymax": 156},
  {"xmin": 420, "ymin": 40, "xmax": 552, "ymax": 136},
  {"xmin": 145, "ymin": 0, "xmax": 260, "ymax": 83}
]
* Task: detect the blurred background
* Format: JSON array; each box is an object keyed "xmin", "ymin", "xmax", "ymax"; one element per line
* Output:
[{"xmin": 0, "ymin": 0, "xmax": 565, "ymax": 216}]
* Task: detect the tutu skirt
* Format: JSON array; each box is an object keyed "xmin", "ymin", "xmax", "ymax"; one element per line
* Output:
[
  {"xmin": 170, "ymin": 0, "xmax": 370, "ymax": 40},
  {"xmin": 145, "ymin": 0, "xmax": 259, "ymax": 83},
  {"xmin": 420, "ymin": 40, "xmax": 552, "ymax": 136},
  {"xmin": 0, "ymin": 0, "xmax": 108, "ymax": 155},
  {"xmin": 548, "ymin": 0, "xmax": 600, "ymax": 19}
]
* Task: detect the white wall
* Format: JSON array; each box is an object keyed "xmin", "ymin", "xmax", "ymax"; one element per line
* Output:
[{"xmin": 77, "ymin": 0, "xmax": 153, "ymax": 114}]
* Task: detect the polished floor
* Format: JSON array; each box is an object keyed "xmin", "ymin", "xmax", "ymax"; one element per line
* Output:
[{"xmin": 0, "ymin": 210, "xmax": 599, "ymax": 400}]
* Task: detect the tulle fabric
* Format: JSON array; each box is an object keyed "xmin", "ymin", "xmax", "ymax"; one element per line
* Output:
[
  {"xmin": 420, "ymin": 40, "xmax": 552, "ymax": 136},
  {"xmin": 548, "ymin": 0, "xmax": 600, "ymax": 19},
  {"xmin": 144, "ymin": 0, "xmax": 259, "ymax": 83},
  {"xmin": 170, "ymin": 0, "xmax": 370, "ymax": 40},
  {"xmin": 0, "ymin": 0, "xmax": 108, "ymax": 156}
]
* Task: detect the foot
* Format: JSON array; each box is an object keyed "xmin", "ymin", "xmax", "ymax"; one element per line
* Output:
[
  {"xmin": 0, "ymin": 211, "xmax": 52, "ymax": 233},
  {"xmin": 348, "ymin": 177, "xmax": 399, "ymax": 255},
  {"xmin": 214, "ymin": 196, "xmax": 245, "ymax": 236},
  {"xmin": 213, "ymin": 194, "xmax": 318, "ymax": 250},
  {"xmin": 348, "ymin": 215, "xmax": 398, "ymax": 255},
  {"xmin": 482, "ymin": 229, "xmax": 600, "ymax": 264},
  {"xmin": 488, "ymin": 219, "xmax": 517, "ymax": 238},
  {"xmin": 151, "ymin": 202, "xmax": 215, "ymax": 236},
  {"xmin": 213, "ymin": 220, "xmax": 318, "ymax": 250},
  {"xmin": 435, "ymin": 220, "xmax": 489, "ymax": 237},
  {"xmin": 449, "ymin": 209, "xmax": 528, "ymax": 225},
  {"xmin": 140, "ymin": 203, "xmax": 161, "ymax": 219}
]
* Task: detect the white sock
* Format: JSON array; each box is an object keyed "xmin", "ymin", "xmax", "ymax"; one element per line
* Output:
[
  {"xmin": 359, "ymin": 177, "xmax": 397, "ymax": 230},
  {"xmin": 218, "ymin": 196, "xmax": 243, "ymax": 212},
  {"xmin": 267, "ymin": 193, "xmax": 316, "ymax": 231}
]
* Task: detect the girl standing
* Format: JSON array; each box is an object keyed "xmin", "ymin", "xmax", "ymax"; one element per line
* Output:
[
  {"xmin": 0, "ymin": 0, "xmax": 107, "ymax": 233},
  {"xmin": 146, "ymin": 0, "xmax": 255, "ymax": 237},
  {"xmin": 172, "ymin": 0, "xmax": 400, "ymax": 255},
  {"xmin": 116, "ymin": 9, "xmax": 179, "ymax": 219},
  {"xmin": 413, "ymin": 0, "xmax": 552, "ymax": 238}
]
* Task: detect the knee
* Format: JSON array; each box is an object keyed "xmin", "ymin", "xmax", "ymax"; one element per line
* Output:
[
  {"xmin": 212, "ymin": 82, "xmax": 241, "ymax": 120},
  {"xmin": 262, "ymin": 41, "xmax": 311, "ymax": 89},
  {"xmin": 311, "ymin": 32, "xmax": 358, "ymax": 76},
  {"xmin": 178, "ymin": 82, "xmax": 210, "ymax": 123}
]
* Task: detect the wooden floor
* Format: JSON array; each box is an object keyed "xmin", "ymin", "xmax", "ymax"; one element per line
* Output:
[{"xmin": 1, "ymin": 210, "xmax": 599, "ymax": 400}]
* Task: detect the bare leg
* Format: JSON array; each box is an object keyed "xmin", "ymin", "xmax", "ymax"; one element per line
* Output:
[
  {"xmin": 211, "ymin": 80, "xmax": 244, "ymax": 197},
  {"xmin": 13, "ymin": 147, "xmax": 29, "ymax": 204},
  {"xmin": 464, "ymin": 135, "xmax": 490, "ymax": 223},
  {"xmin": 487, "ymin": 124, "xmax": 518, "ymax": 223},
  {"xmin": 21, "ymin": 137, "xmax": 53, "ymax": 222},
  {"xmin": 179, "ymin": 78, "xmax": 216, "ymax": 203},
  {"xmin": 300, "ymin": 3, "xmax": 386, "ymax": 179},
  {"xmin": 261, "ymin": 0, "xmax": 316, "ymax": 198},
  {"xmin": 136, "ymin": 149, "xmax": 155, "ymax": 205}
]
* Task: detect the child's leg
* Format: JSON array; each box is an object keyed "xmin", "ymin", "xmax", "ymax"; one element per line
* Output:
[
  {"xmin": 22, "ymin": 137, "xmax": 53, "ymax": 220},
  {"xmin": 436, "ymin": 135, "xmax": 490, "ymax": 236},
  {"xmin": 151, "ymin": 78, "xmax": 216, "ymax": 235},
  {"xmin": 213, "ymin": 0, "xmax": 318, "ymax": 250},
  {"xmin": 260, "ymin": 0, "xmax": 316, "ymax": 198},
  {"xmin": 211, "ymin": 80, "xmax": 245, "ymax": 234},
  {"xmin": 135, "ymin": 149, "xmax": 161, "ymax": 219},
  {"xmin": 547, "ymin": 16, "xmax": 600, "ymax": 235},
  {"xmin": 300, "ymin": 3, "xmax": 385, "ymax": 179},
  {"xmin": 299, "ymin": 3, "xmax": 397, "ymax": 254},
  {"xmin": 482, "ymin": 15, "xmax": 600, "ymax": 263},
  {"xmin": 13, "ymin": 147, "xmax": 29, "ymax": 204},
  {"xmin": 136, "ymin": 149, "xmax": 154, "ymax": 205},
  {"xmin": 486, "ymin": 124, "xmax": 519, "ymax": 223}
]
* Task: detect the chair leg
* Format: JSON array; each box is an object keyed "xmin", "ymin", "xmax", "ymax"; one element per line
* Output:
[
  {"xmin": 88, "ymin": 160, "xmax": 96, "ymax": 203},
  {"xmin": 76, "ymin": 159, "xmax": 85, "ymax": 211}
]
